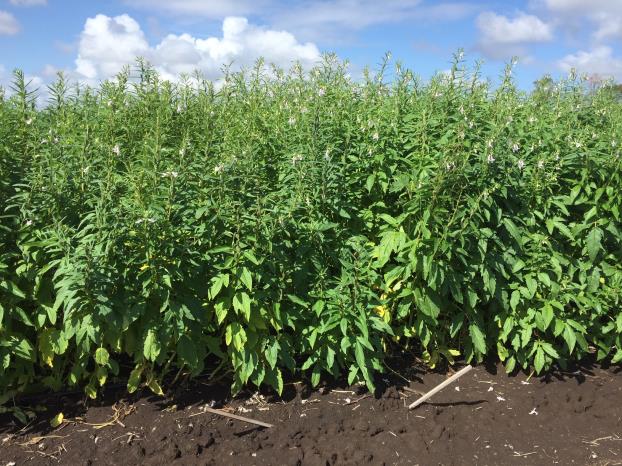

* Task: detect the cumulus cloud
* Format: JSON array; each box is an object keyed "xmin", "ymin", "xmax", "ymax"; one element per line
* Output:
[
  {"xmin": 0, "ymin": 10, "xmax": 20, "ymax": 35},
  {"xmin": 476, "ymin": 11, "xmax": 553, "ymax": 59},
  {"xmin": 9, "ymin": 0, "xmax": 47, "ymax": 5},
  {"xmin": 558, "ymin": 46, "xmax": 622, "ymax": 81},
  {"xmin": 74, "ymin": 14, "xmax": 321, "ymax": 83}
]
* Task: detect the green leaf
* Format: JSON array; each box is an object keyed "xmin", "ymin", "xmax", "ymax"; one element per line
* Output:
[
  {"xmin": 311, "ymin": 364, "xmax": 321, "ymax": 387},
  {"xmin": 586, "ymin": 227, "xmax": 602, "ymax": 263},
  {"xmin": 510, "ymin": 290, "xmax": 520, "ymax": 311},
  {"xmin": 563, "ymin": 325, "xmax": 576, "ymax": 354},
  {"xmin": 143, "ymin": 329, "xmax": 161, "ymax": 362},
  {"xmin": 177, "ymin": 335, "xmax": 198, "ymax": 368},
  {"xmin": 469, "ymin": 323, "xmax": 486, "ymax": 354},
  {"xmin": 502, "ymin": 218, "xmax": 523, "ymax": 247},
  {"xmin": 542, "ymin": 303, "xmax": 554, "ymax": 330},
  {"xmin": 239, "ymin": 267, "xmax": 252, "ymax": 291},
  {"xmin": 326, "ymin": 346, "xmax": 335, "ymax": 369},
  {"xmin": 534, "ymin": 347, "xmax": 545, "ymax": 373},
  {"xmin": 95, "ymin": 347, "xmax": 109, "ymax": 366},
  {"xmin": 214, "ymin": 300, "xmax": 227, "ymax": 325},
  {"xmin": 540, "ymin": 342, "xmax": 560, "ymax": 359},
  {"xmin": 233, "ymin": 292, "xmax": 251, "ymax": 321}
]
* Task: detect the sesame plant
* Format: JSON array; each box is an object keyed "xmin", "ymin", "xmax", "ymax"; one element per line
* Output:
[{"xmin": 0, "ymin": 53, "xmax": 621, "ymax": 414}]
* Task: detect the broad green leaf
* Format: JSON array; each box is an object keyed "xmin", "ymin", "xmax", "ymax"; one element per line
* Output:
[
  {"xmin": 586, "ymin": 227, "xmax": 602, "ymax": 263},
  {"xmin": 177, "ymin": 335, "xmax": 198, "ymax": 368},
  {"xmin": 469, "ymin": 323, "xmax": 486, "ymax": 354},
  {"xmin": 95, "ymin": 347, "xmax": 109, "ymax": 366}
]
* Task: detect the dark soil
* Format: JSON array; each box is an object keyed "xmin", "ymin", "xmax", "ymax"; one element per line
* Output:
[{"xmin": 1, "ymin": 361, "xmax": 621, "ymax": 466}]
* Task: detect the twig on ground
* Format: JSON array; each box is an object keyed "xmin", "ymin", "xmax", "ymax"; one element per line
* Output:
[
  {"xmin": 190, "ymin": 406, "xmax": 273, "ymax": 428},
  {"xmin": 408, "ymin": 365, "xmax": 473, "ymax": 410}
]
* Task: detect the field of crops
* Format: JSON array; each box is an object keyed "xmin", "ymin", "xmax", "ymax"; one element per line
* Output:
[{"xmin": 1, "ymin": 55, "xmax": 621, "ymax": 419}]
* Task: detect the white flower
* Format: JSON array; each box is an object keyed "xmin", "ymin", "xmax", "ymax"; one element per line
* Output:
[
  {"xmin": 372, "ymin": 132, "xmax": 379, "ymax": 141},
  {"xmin": 213, "ymin": 164, "xmax": 224, "ymax": 174},
  {"xmin": 148, "ymin": 217, "xmax": 156, "ymax": 223},
  {"xmin": 468, "ymin": 121, "xmax": 474, "ymax": 129},
  {"xmin": 176, "ymin": 104, "xmax": 183, "ymax": 113},
  {"xmin": 112, "ymin": 144, "xmax": 120, "ymax": 156},
  {"xmin": 318, "ymin": 88, "xmax": 326, "ymax": 97},
  {"xmin": 291, "ymin": 154, "xmax": 303, "ymax": 165},
  {"xmin": 107, "ymin": 100, "xmax": 112, "ymax": 107},
  {"xmin": 25, "ymin": 219, "xmax": 33, "ymax": 226},
  {"xmin": 288, "ymin": 116, "xmax": 296, "ymax": 126},
  {"xmin": 512, "ymin": 143, "xmax": 520, "ymax": 153},
  {"xmin": 53, "ymin": 137, "xmax": 59, "ymax": 144},
  {"xmin": 82, "ymin": 166, "xmax": 90, "ymax": 174},
  {"xmin": 25, "ymin": 118, "xmax": 32, "ymax": 125},
  {"xmin": 537, "ymin": 160, "xmax": 544, "ymax": 169},
  {"xmin": 528, "ymin": 116, "xmax": 537, "ymax": 124},
  {"xmin": 41, "ymin": 139, "xmax": 47, "ymax": 144},
  {"xmin": 434, "ymin": 91, "xmax": 442, "ymax": 98},
  {"xmin": 446, "ymin": 161, "xmax": 456, "ymax": 171},
  {"xmin": 574, "ymin": 141, "xmax": 582, "ymax": 149},
  {"xmin": 487, "ymin": 140, "xmax": 494, "ymax": 149},
  {"xmin": 179, "ymin": 147, "xmax": 186, "ymax": 156},
  {"xmin": 517, "ymin": 159, "xmax": 525, "ymax": 170},
  {"xmin": 487, "ymin": 154, "xmax": 495, "ymax": 164},
  {"xmin": 612, "ymin": 141, "xmax": 617, "ymax": 147},
  {"xmin": 160, "ymin": 171, "xmax": 179, "ymax": 178},
  {"xmin": 324, "ymin": 149, "xmax": 331, "ymax": 161}
]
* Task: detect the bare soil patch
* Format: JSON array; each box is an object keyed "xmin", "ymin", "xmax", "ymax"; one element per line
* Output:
[{"xmin": 2, "ymin": 361, "xmax": 621, "ymax": 465}]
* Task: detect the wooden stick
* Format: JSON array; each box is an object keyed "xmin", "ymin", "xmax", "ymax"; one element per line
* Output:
[
  {"xmin": 408, "ymin": 365, "xmax": 473, "ymax": 410},
  {"xmin": 192, "ymin": 407, "xmax": 274, "ymax": 428}
]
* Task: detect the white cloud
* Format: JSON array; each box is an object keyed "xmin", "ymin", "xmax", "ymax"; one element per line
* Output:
[
  {"xmin": 0, "ymin": 10, "xmax": 20, "ymax": 35},
  {"xmin": 477, "ymin": 12, "xmax": 553, "ymax": 44},
  {"xmin": 75, "ymin": 14, "xmax": 149, "ymax": 80},
  {"xmin": 476, "ymin": 11, "xmax": 553, "ymax": 59},
  {"xmin": 74, "ymin": 14, "xmax": 321, "ymax": 83},
  {"xmin": 9, "ymin": 0, "xmax": 47, "ymax": 5},
  {"xmin": 539, "ymin": 0, "xmax": 622, "ymax": 41},
  {"xmin": 558, "ymin": 46, "xmax": 622, "ymax": 81}
]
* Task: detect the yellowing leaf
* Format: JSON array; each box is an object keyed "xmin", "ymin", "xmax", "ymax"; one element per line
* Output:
[
  {"xmin": 148, "ymin": 379, "xmax": 164, "ymax": 396},
  {"xmin": 50, "ymin": 412, "xmax": 64, "ymax": 428},
  {"xmin": 85, "ymin": 385, "xmax": 97, "ymax": 399}
]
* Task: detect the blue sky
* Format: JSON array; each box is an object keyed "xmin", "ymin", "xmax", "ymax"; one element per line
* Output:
[{"xmin": 1, "ymin": 0, "xmax": 621, "ymax": 91}]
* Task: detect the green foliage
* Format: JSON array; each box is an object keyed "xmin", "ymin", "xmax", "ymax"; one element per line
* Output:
[{"xmin": 1, "ymin": 54, "xmax": 621, "ymax": 409}]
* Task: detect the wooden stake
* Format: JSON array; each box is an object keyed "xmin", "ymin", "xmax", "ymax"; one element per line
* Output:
[
  {"xmin": 191, "ymin": 407, "xmax": 274, "ymax": 428},
  {"xmin": 408, "ymin": 365, "xmax": 473, "ymax": 410}
]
